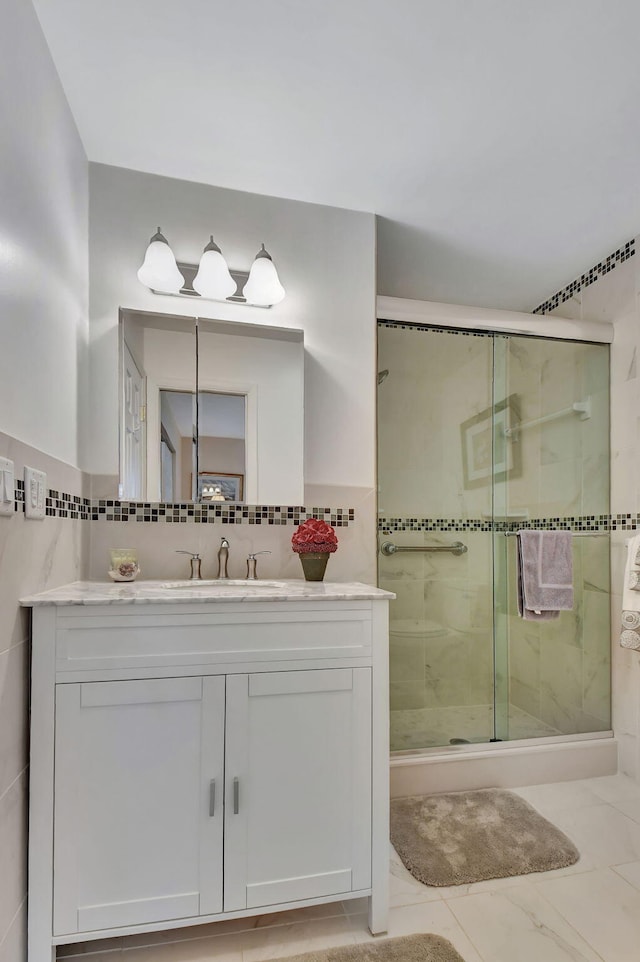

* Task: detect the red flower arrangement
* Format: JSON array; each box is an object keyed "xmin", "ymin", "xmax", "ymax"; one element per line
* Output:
[{"xmin": 291, "ymin": 518, "xmax": 338, "ymax": 554}]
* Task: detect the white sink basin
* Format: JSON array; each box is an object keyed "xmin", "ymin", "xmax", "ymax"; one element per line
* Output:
[{"xmin": 162, "ymin": 579, "xmax": 286, "ymax": 589}]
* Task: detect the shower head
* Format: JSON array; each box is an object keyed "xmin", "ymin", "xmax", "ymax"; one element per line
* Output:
[{"xmin": 377, "ymin": 369, "xmax": 389, "ymax": 385}]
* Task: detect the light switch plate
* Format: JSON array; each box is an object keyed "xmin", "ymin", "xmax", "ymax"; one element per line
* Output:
[
  {"xmin": 0, "ymin": 457, "xmax": 15, "ymax": 517},
  {"xmin": 24, "ymin": 466, "xmax": 46, "ymax": 520}
]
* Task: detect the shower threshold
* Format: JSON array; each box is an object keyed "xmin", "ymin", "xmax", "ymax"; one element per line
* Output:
[
  {"xmin": 390, "ymin": 731, "xmax": 616, "ymax": 796},
  {"xmin": 391, "ymin": 702, "xmax": 561, "ymax": 753},
  {"xmin": 393, "ymin": 728, "xmax": 613, "ymax": 758}
]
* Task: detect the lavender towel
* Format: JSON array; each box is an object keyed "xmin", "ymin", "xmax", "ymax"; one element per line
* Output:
[{"xmin": 516, "ymin": 530, "xmax": 574, "ymax": 621}]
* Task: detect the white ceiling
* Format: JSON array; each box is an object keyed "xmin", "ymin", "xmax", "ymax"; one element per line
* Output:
[{"xmin": 33, "ymin": 0, "xmax": 640, "ymax": 311}]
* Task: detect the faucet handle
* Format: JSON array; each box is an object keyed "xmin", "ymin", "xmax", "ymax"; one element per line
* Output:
[
  {"xmin": 175, "ymin": 550, "xmax": 202, "ymax": 580},
  {"xmin": 246, "ymin": 550, "xmax": 271, "ymax": 580}
]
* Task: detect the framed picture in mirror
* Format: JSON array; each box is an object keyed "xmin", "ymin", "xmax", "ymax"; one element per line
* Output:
[{"xmin": 197, "ymin": 472, "xmax": 244, "ymax": 502}]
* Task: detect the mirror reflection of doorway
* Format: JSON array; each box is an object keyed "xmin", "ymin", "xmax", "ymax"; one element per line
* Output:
[
  {"xmin": 159, "ymin": 390, "xmax": 246, "ymax": 501},
  {"xmin": 122, "ymin": 341, "xmax": 146, "ymax": 499},
  {"xmin": 160, "ymin": 429, "xmax": 176, "ymax": 502}
]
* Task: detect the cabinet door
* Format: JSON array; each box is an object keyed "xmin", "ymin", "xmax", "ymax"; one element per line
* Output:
[
  {"xmin": 53, "ymin": 676, "xmax": 225, "ymax": 935},
  {"xmin": 224, "ymin": 668, "xmax": 371, "ymax": 912}
]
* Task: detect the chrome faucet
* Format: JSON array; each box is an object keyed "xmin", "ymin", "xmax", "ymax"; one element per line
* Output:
[
  {"xmin": 246, "ymin": 550, "xmax": 271, "ymax": 580},
  {"xmin": 217, "ymin": 537, "xmax": 230, "ymax": 579},
  {"xmin": 175, "ymin": 550, "xmax": 202, "ymax": 580}
]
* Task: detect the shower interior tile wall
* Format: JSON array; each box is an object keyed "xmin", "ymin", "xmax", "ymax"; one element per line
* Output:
[
  {"xmin": 383, "ymin": 530, "xmax": 493, "ymax": 714},
  {"xmin": 495, "ymin": 337, "xmax": 610, "ymax": 520},
  {"xmin": 378, "ymin": 326, "xmax": 492, "ymax": 520},
  {"xmin": 505, "ymin": 537, "xmax": 611, "ymax": 735}
]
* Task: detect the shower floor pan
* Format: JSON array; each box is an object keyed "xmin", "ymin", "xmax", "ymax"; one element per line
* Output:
[{"xmin": 391, "ymin": 703, "xmax": 560, "ymax": 753}]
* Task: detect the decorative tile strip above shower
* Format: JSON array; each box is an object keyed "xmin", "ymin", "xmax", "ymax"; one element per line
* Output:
[
  {"xmin": 12, "ymin": 483, "xmax": 355, "ymax": 526},
  {"xmin": 377, "ymin": 320, "xmax": 487, "ymax": 337},
  {"xmin": 533, "ymin": 239, "xmax": 635, "ymax": 315}
]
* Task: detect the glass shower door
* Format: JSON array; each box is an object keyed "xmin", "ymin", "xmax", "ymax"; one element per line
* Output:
[
  {"xmin": 378, "ymin": 324, "xmax": 496, "ymax": 750},
  {"xmin": 492, "ymin": 334, "xmax": 611, "ymax": 741},
  {"xmin": 378, "ymin": 322, "xmax": 611, "ymax": 752}
]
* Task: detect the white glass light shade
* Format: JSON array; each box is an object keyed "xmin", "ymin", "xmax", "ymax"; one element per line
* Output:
[
  {"xmin": 242, "ymin": 245, "xmax": 285, "ymax": 306},
  {"xmin": 192, "ymin": 237, "xmax": 237, "ymax": 300},
  {"xmin": 137, "ymin": 228, "xmax": 184, "ymax": 294}
]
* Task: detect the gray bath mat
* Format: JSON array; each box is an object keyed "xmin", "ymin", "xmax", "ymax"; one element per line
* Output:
[
  {"xmin": 271, "ymin": 934, "xmax": 466, "ymax": 962},
  {"xmin": 391, "ymin": 788, "xmax": 579, "ymax": 886}
]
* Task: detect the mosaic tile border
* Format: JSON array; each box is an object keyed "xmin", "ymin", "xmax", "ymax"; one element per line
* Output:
[
  {"xmin": 533, "ymin": 239, "xmax": 635, "ymax": 315},
  {"xmin": 11, "ymin": 483, "xmax": 355, "ymax": 526},
  {"xmin": 47, "ymin": 488, "xmax": 92, "ymax": 520},
  {"xmin": 90, "ymin": 502, "xmax": 355, "ymax": 526},
  {"xmin": 19, "ymin": 486, "xmax": 640, "ymax": 534},
  {"xmin": 379, "ymin": 517, "xmax": 493, "ymax": 533},
  {"xmin": 506, "ymin": 516, "xmax": 610, "ymax": 534},
  {"xmin": 378, "ymin": 515, "xmax": 618, "ymax": 534},
  {"xmin": 378, "ymin": 320, "xmax": 487, "ymax": 338},
  {"xmin": 608, "ymin": 514, "xmax": 640, "ymax": 532}
]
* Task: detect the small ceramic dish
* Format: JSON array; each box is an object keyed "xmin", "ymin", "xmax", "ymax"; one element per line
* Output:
[{"xmin": 108, "ymin": 564, "xmax": 141, "ymax": 582}]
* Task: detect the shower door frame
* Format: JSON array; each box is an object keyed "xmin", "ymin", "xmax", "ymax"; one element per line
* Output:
[{"xmin": 377, "ymin": 302, "xmax": 613, "ymax": 754}]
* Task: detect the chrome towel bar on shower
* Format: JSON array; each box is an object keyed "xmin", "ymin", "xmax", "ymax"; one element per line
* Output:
[
  {"xmin": 380, "ymin": 540, "xmax": 468, "ymax": 556},
  {"xmin": 502, "ymin": 531, "xmax": 608, "ymax": 538}
]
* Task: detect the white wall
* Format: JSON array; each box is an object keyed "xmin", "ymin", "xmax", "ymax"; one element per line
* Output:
[
  {"xmin": 88, "ymin": 163, "xmax": 377, "ymax": 492},
  {"xmin": 0, "ymin": 1, "xmax": 88, "ymax": 470},
  {"xmin": 0, "ymin": 2, "xmax": 88, "ymax": 959}
]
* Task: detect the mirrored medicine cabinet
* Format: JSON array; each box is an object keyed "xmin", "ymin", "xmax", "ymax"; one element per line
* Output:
[{"xmin": 119, "ymin": 309, "xmax": 304, "ymax": 505}]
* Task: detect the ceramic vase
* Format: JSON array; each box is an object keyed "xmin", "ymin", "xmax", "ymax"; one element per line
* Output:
[{"xmin": 298, "ymin": 552, "xmax": 329, "ymax": 582}]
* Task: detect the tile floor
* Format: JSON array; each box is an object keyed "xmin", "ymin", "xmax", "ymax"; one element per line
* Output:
[{"xmin": 59, "ymin": 773, "xmax": 640, "ymax": 962}]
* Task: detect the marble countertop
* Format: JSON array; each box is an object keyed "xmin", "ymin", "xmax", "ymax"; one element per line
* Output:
[{"xmin": 20, "ymin": 579, "xmax": 396, "ymax": 606}]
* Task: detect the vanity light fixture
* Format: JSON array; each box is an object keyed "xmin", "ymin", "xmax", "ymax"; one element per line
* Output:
[
  {"xmin": 138, "ymin": 230, "xmax": 286, "ymax": 308},
  {"xmin": 242, "ymin": 244, "xmax": 286, "ymax": 306},
  {"xmin": 136, "ymin": 228, "xmax": 185, "ymax": 294},
  {"xmin": 192, "ymin": 236, "xmax": 237, "ymax": 300},
  {"xmin": 201, "ymin": 483, "xmax": 226, "ymax": 501}
]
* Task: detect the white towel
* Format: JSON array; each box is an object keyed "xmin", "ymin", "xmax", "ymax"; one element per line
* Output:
[{"xmin": 621, "ymin": 533, "xmax": 640, "ymax": 650}]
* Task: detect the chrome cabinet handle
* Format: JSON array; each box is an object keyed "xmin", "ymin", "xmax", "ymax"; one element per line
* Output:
[
  {"xmin": 209, "ymin": 779, "xmax": 216, "ymax": 816},
  {"xmin": 233, "ymin": 777, "xmax": 240, "ymax": 814}
]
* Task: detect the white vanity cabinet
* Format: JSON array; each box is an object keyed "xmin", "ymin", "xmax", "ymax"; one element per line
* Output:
[
  {"xmin": 223, "ymin": 668, "xmax": 372, "ymax": 912},
  {"xmin": 53, "ymin": 675, "xmax": 226, "ymax": 933},
  {"xmin": 24, "ymin": 585, "xmax": 391, "ymax": 962}
]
